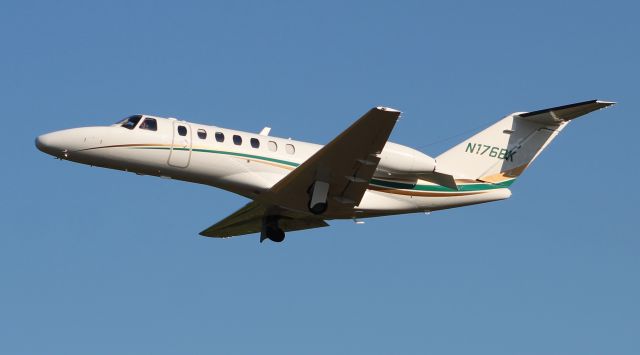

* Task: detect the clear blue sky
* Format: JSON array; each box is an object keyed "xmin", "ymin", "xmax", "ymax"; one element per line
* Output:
[{"xmin": 2, "ymin": 1, "xmax": 638, "ymax": 354}]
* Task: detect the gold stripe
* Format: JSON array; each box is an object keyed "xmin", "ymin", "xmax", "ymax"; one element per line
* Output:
[
  {"xmin": 235, "ymin": 157, "xmax": 296, "ymax": 170},
  {"xmin": 368, "ymin": 186, "xmax": 486, "ymax": 197},
  {"xmin": 478, "ymin": 164, "xmax": 528, "ymax": 183}
]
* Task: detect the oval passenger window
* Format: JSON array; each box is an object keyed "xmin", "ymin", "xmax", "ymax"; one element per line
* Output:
[
  {"xmin": 285, "ymin": 144, "xmax": 295, "ymax": 155},
  {"xmin": 268, "ymin": 141, "xmax": 277, "ymax": 152}
]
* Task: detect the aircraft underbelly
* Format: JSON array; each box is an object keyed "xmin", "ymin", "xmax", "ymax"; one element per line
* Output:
[
  {"xmin": 355, "ymin": 189, "xmax": 420, "ymax": 213},
  {"xmin": 353, "ymin": 188, "xmax": 512, "ymax": 217}
]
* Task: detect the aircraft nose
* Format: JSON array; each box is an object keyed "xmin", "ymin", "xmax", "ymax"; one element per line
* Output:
[
  {"xmin": 35, "ymin": 131, "xmax": 70, "ymax": 157},
  {"xmin": 36, "ymin": 127, "xmax": 106, "ymax": 158},
  {"xmin": 35, "ymin": 134, "xmax": 49, "ymax": 151}
]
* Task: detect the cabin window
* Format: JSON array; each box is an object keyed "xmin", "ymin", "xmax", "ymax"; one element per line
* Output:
[
  {"xmin": 197, "ymin": 129, "xmax": 207, "ymax": 139},
  {"xmin": 119, "ymin": 115, "xmax": 142, "ymax": 130},
  {"xmin": 233, "ymin": 135, "xmax": 242, "ymax": 145},
  {"xmin": 139, "ymin": 118, "xmax": 157, "ymax": 131},
  {"xmin": 268, "ymin": 141, "xmax": 277, "ymax": 152},
  {"xmin": 215, "ymin": 132, "xmax": 225, "ymax": 142},
  {"xmin": 177, "ymin": 125, "xmax": 187, "ymax": 136},
  {"xmin": 285, "ymin": 144, "xmax": 295, "ymax": 155},
  {"xmin": 250, "ymin": 138, "xmax": 260, "ymax": 148}
]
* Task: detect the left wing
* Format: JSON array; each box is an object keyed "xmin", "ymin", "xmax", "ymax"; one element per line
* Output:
[
  {"xmin": 199, "ymin": 201, "xmax": 328, "ymax": 238},
  {"xmin": 257, "ymin": 106, "xmax": 401, "ymax": 217}
]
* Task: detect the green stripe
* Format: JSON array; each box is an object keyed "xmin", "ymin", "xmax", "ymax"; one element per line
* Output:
[
  {"xmin": 132, "ymin": 146, "xmax": 515, "ymax": 192},
  {"xmin": 192, "ymin": 148, "xmax": 299, "ymax": 167},
  {"xmin": 370, "ymin": 178, "xmax": 515, "ymax": 192}
]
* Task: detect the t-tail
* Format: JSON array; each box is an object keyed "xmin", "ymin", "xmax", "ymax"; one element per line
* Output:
[{"xmin": 435, "ymin": 100, "xmax": 615, "ymax": 186}]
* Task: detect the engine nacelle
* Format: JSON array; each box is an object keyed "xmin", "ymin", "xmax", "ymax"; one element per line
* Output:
[{"xmin": 376, "ymin": 142, "xmax": 436, "ymax": 176}]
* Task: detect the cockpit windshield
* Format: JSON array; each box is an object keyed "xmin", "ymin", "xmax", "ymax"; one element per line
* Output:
[{"xmin": 116, "ymin": 115, "xmax": 143, "ymax": 130}]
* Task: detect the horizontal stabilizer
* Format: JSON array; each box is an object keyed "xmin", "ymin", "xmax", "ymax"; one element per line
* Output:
[{"xmin": 518, "ymin": 99, "xmax": 615, "ymax": 124}]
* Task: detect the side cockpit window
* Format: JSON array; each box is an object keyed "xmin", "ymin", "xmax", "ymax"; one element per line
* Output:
[
  {"xmin": 118, "ymin": 115, "xmax": 142, "ymax": 130},
  {"xmin": 139, "ymin": 118, "xmax": 157, "ymax": 131}
]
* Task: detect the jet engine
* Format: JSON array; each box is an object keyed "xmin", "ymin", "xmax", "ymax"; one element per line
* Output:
[
  {"xmin": 375, "ymin": 142, "xmax": 458, "ymax": 190},
  {"xmin": 376, "ymin": 142, "xmax": 436, "ymax": 176}
]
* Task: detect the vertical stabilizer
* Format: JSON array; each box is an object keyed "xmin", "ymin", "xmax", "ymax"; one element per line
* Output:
[{"xmin": 435, "ymin": 100, "xmax": 615, "ymax": 185}]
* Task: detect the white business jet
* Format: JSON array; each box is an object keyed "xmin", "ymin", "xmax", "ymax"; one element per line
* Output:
[{"xmin": 36, "ymin": 100, "xmax": 614, "ymax": 242}]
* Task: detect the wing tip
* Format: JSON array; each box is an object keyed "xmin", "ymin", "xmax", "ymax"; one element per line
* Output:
[
  {"xmin": 595, "ymin": 99, "xmax": 616, "ymax": 107},
  {"xmin": 375, "ymin": 106, "xmax": 401, "ymax": 113},
  {"xmin": 199, "ymin": 231, "xmax": 230, "ymax": 238},
  {"xmin": 199, "ymin": 229, "xmax": 224, "ymax": 238}
]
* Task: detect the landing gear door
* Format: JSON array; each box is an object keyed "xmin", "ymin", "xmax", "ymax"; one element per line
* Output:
[{"xmin": 168, "ymin": 122, "xmax": 192, "ymax": 168}]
